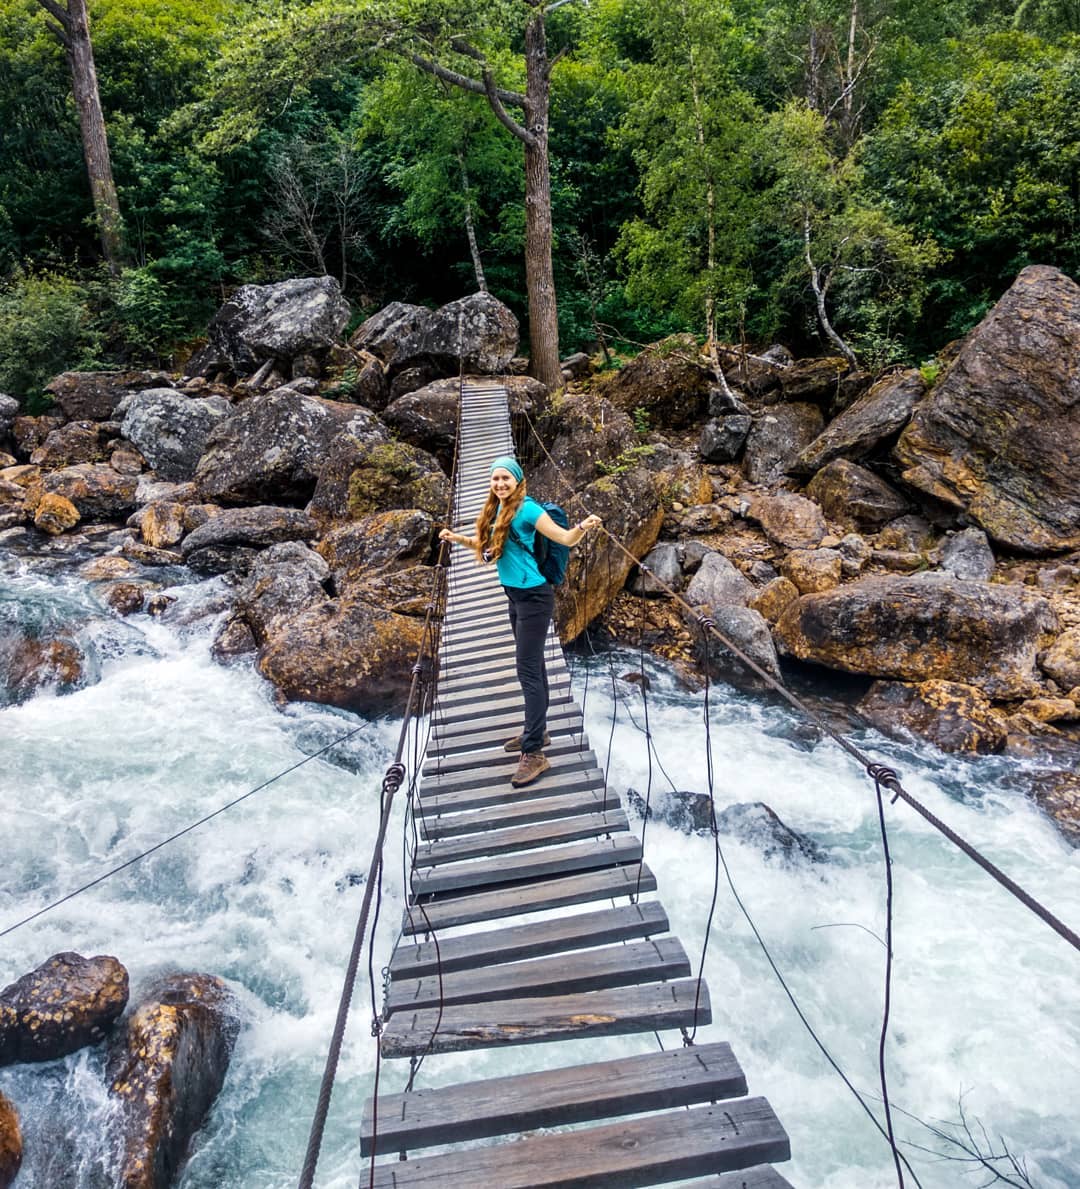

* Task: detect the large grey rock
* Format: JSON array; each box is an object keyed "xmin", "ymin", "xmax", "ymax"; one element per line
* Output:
[
  {"xmin": 180, "ymin": 506, "xmax": 317, "ymax": 556},
  {"xmin": 42, "ymin": 463, "xmax": 138, "ymax": 520},
  {"xmin": 775, "ymin": 574, "xmax": 1057, "ymax": 698},
  {"xmin": 317, "ymin": 510, "xmax": 434, "ymax": 592},
  {"xmin": 0, "ymin": 394, "xmax": 19, "ymax": 438},
  {"xmin": 196, "ymin": 275, "xmax": 350, "ymax": 373},
  {"xmin": 777, "ymin": 356, "xmax": 850, "ymax": 404},
  {"xmin": 605, "ymin": 335, "xmax": 712, "ymax": 429},
  {"xmin": 349, "ymin": 301, "xmax": 437, "ymax": 367},
  {"xmin": 792, "ymin": 368, "xmax": 925, "ymax": 475},
  {"xmin": 742, "ymin": 404, "xmax": 824, "ymax": 483},
  {"xmin": 748, "ymin": 491, "xmax": 827, "ymax": 549},
  {"xmin": 896, "ymin": 265, "xmax": 1080, "ymax": 551},
  {"xmin": 122, "ymin": 389, "xmax": 232, "ymax": 480},
  {"xmin": 44, "ymin": 371, "xmax": 173, "ymax": 421},
  {"xmin": 194, "ymin": 390, "xmax": 355, "ymax": 504},
  {"xmin": 698, "ymin": 415, "xmax": 752, "ymax": 462},
  {"xmin": 528, "ymin": 390, "xmax": 637, "ymax": 491},
  {"xmin": 684, "ymin": 551, "xmax": 754, "ymax": 609},
  {"xmin": 692, "ymin": 604, "xmax": 781, "ymax": 690},
  {"xmin": 632, "ymin": 542, "xmax": 682, "ymax": 595},
  {"xmin": 1, "ymin": 952, "xmax": 128, "ymax": 1065},
  {"xmin": 940, "ymin": 526, "xmax": 996, "ymax": 581}
]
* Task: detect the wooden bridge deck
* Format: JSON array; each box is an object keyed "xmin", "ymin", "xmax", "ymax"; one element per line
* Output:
[{"xmin": 361, "ymin": 383, "xmax": 793, "ymax": 1187}]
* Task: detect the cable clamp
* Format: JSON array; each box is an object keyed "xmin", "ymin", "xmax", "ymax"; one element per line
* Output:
[
  {"xmin": 867, "ymin": 763, "xmax": 902, "ymax": 801},
  {"xmin": 697, "ymin": 614, "xmax": 716, "ymax": 632},
  {"xmin": 680, "ymin": 1027, "xmax": 694, "ymax": 1047}
]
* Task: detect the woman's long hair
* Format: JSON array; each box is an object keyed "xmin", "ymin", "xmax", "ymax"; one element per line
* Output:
[{"xmin": 474, "ymin": 480, "xmax": 527, "ymax": 564}]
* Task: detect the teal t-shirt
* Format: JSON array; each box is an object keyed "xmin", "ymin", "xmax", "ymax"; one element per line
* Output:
[{"xmin": 495, "ymin": 497, "xmax": 548, "ymax": 588}]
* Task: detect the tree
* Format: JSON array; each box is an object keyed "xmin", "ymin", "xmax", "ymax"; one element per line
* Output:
[{"xmin": 34, "ymin": 0, "xmax": 126, "ymax": 270}]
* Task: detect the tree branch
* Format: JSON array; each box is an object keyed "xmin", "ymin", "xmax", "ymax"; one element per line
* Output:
[
  {"xmin": 481, "ymin": 64, "xmax": 532, "ymax": 144},
  {"xmin": 35, "ymin": 0, "xmax": 71, "ymax": 26},
  {"xmin": 406, "ymin": 51, "xmax": 525, "ymax": 109},
  {"xmin": 545, "ymin": 43, "xmax": 570, "ymax": 76},
  {"xmin": 44, "ymin": 17, "xmax": 70, "ymax": 46}
]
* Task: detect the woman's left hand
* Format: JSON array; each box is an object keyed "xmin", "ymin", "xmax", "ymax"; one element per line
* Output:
[{"xmin": 579, "ymin": 515, "xmax": 602, "ymax": 533}]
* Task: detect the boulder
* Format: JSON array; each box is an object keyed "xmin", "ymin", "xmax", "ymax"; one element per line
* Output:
[
  {"xmin": 1027, "ymin": 771, "xmax": 1080, "ymax": 847},
  {"xmin": 875, "ymin": 514, "xmax": 934, "ymax": 553},
  {"xmin": 234, "ymin": 543, "xmax": 331, "ymax": 644},
  {"xmin": 0, "ymin": 393, "xmax": 18, "ymax": 438},
  {"xmin": 0, "ymin": 1091, "xmax": 20, "ymax": 1189},
  {"xmin": 41, "ymin": 463, "xmax": 138, "ymax": 520},
  {"xmin": 792, "ymin": 368, "xmax": 925, "ymax": 475},
  {"xmin": 33, "ymin": 492, "xmax": 80, "ymax": 535},
  {"xmin": 349, "ymin": 301, "xmax": 437, "ymax": 367},
  {"xmin": 316, "ymin": 510, "xmax": 434, "ymax": 591},
  {"xmin": 684, "ymin": 551, "xmax": 754, "ymax": 609},
  {"xmin": 896, "ymin": 266, "xmax": 1080, "ymax": 551},
  {"xmin": 806, "ymin": 459, "xmax": 909, "ymax": 529},
  {"xmin": 715, "ymin": 801, "xmax": 827, "ymax": 863},
  {"xmin": 180, "ymin": 506, "xmax": 317, "ymax": 557},
  {"xmin": 309, "ymin": 434, "xmax": 448, "ymax": 528},
  {"xmin": 195, "ymin": 275, "xmax": 350, "ymax": 374},
  {"xmin": 0, "ymin": 952, "xmax": 128, "ymax": 1065},
  {"xmin": 748, "ymin": 576, "xmax": 800, "ymax": 625},
  {"xmin": 389, "ymin": 363, "xmax": 444, "ymax": 401},
  {"xmin": 631, "ymin": 542, "xmax": 683, "ymax": 595},
  {"xmin": 528, "ymin": 389, "xmax": 637, "ymax": 491},
  {"xmin": 0, "ymin": 632, "xmax": 92, "ymax": 705},
  {"xmin": 101, "ymin": 581, "xmax": 151, "ymax": 616},
  {"xmin": 669, "ymin": 502, "xmax": 732, "ymax": 534},
  {"xmin": 939, "ymin": 526, "xmax": 996, "ymax": 581},
  {"xmin": 742, "ymin": 403, "xmax": 824, "ymax": 483},
  {"xmin": 707, "ymin": 387, "xmax": 751, "ymax": 417},
  {"xmin": 780, "ymin": 548, "xmax": 842, "ymax": 594},
  {"xmin": 194, "ymin": 389, "xmax": 354, "ymax": 504},
  {"xmin": 44, "ymin": 370, "xmax": 172, "ymax": 421},
  {"xmin": 698, "ymin": 415, "xmax": 752, "ymax": 462},
  {"xmin": 747, "ymin": 492, "xmax": 826, "ymax": 549},
  {"xmin": 12, "ymin": 414, "xmax": 63, "ymax": 460},
  {"xmin": 121, "ymin": 389, "xmax": 232, "ymax": 480},
  {"xmin": 717, "ymin": 346, "xmax": 785, "ymax": 397},
  {"xmin": 690, "ymin": 604, "xmax": 782, "ymax": 690},
  {"xmin": 139, "ymin": 502, "xmax": 187, "ymax": 549},
  {"xmin": 29, "ymin": 420, "xmax": 111, "ymax": 469},
  {"xmin": 857, "ymin": 680, "xmax": 1007, "ymax": 754},
  {"xmin": 1040, "ymin": 628, "xmax": 1080, "ymax": 690},
  {"xmin": 357, "ymin": 564, "xmax": 440, "ymax": 616},
  {"xmin": 777, "ymin": 356, "xmax": 849, "ymax": 404},
  {"xmin": 775, "ymin": 574, "xmax": 1056, "ymax": 698},
  {"xmin": 605, "ymin": 335, "xmax": 712, "ymax": 429},
  {"xmin": 336, "ymin": 348, "xmax": 390, "ymax": 410},
  {"xmin": 561, "ymin": 351, "xmax": 592, "ymax": 380},
  {"xmin": 108, "ymin": 973, "xmax": 238, "ymax": 1189},
  {"xmin": 836, "ymin": 532, "xmax": 872, "ymax": 577}
]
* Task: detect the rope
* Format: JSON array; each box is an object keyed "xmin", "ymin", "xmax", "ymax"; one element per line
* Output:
[
  {"xmin": 516, "ymin": 404, "xmax": 1080, "ymax": 955},
  {"xmin": 0, "ymin": 722, "xmax": 368, "ymax": 940}
]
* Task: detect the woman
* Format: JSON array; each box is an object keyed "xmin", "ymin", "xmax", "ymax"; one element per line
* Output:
[{"xmin": 439, "ymin": 456, "xmax": 602, "ymax": 788}]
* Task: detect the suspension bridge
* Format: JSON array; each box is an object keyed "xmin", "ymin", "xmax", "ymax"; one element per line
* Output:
[{"xmin": 352, "ymin": 383, "xmax": 793, "ymax": 1187}]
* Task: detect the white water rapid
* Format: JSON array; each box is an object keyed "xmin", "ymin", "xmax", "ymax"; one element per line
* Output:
[{"xmin": 1, "ymin": 558, "xmax": 1078, "ymax": 1189}]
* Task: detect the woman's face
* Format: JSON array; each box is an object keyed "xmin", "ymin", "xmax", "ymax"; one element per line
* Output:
[{"xmin": 490, "ymin": 467, "xmax": 519, "ymax": 501}]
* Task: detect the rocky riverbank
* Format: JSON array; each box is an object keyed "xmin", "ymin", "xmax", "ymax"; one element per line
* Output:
[{"xmin": 2, "ymin": 268, "xmax": 1079, "ymax": 849}]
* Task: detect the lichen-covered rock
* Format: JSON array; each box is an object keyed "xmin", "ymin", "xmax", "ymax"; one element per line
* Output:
[
  {"xmin": 180, "ymin": 506, "xmax": 317, "ymax": 557},
  {"xmin": 0, "ymin": 952, "xmax": 128, "ymax": 1065},
  {"xmin": 30, "ymin": 420, "xmax": 112, "ymax": 469},
  {"xmin": 316, "ymin": 510, "xmax": 434, "ymax": 592},
  {"xmin": 698, "ymin": 415, "xmax": 752, "ymax": 462},
  {"xmin": 0, "ymin": 1090, "xmax": 21, "ymax": 1189},
  {"xmin": 194, "ymin": 389, "xmax": 354, "ymax": 504},
  {"xmin": 857, "ymin": 680, "xmax": 1007, "ymax": 754},
  {"xmin": 1040, "ymin": 628, "xmax": 1080, "ymax": 691},
  {"xmin": 1, "ymin": 633, "xmax": 91, "ymax": 705},
  {"xmin": 44, "ymin": 371, "xmax": 172, "ymax": 421},
  {"xmin": 749, "ymin": 576, "xmax": 799, "ymax": 624},
  {"xmin": 0, "ymin": 393, "xmax": 18, "ymax": 437},
  {"xmin": 792, "ymin": 368, "xmax": 925, "ymax": 475},
  {"xmin": 604, "ymin": 335, "xmax": 712, "ymax": 429},
  {"xmin": 12, "ymin": 414, "xmax": 63, "ymax": 460},
  {"xmin": 108, "ymin": 973, "xmax": 238, "ymax": 1189},
  {"xmin": 717, "ymin": 345, "xmax": 787, "ymax": 397},
  {"xmin": 308, "ymin": 434, "xmax": 448, "ymax": 528},
  {"xmin": 528, "ymin": 389, "xmax": 637, "ymax": 491},
  {"xmin": 196, "ymin": 276, "xmax": 350, "ymax": 374},
  {"xmin": 33, "ymin": 491, "xmax": 80, "ymax": 535},
  {"xmin": 780, "ymin": 548, "xmax": 842, "ymax": 594},
  {"xmin": 139, "ymin": 502, "xmax": 187, "ymax": 549},
  {"xmin": 349, "ymin": 301, "xmax": 437, "ymax": 366},
  {"xmin": 896, "ymin": 265, "xmax": 1080, "ymax": 551},
  {"xmin": 939, "ymin": 526, "xmax": 996, "ymax": 581},
  {"xmin": 775, "ymin": 574, "xmax": 1056, "ymax": 698},
  {"xmin": 80, "ymin": 555, "xmax": 139, "ymax": 582},
  {"xmin": 747, "ymin": 491, "xmax": 826, "ymax": 550},
  {"xmin": 777, "ymin": 356, "xmax": 849, "ymax": 404},
  {"xmin": 101, "ymin": 581, "xmax": 151, "ymax": 616},
  {"xmin": 806, "ymin": 458, "xmax": 909, "ymax": 528},
  {"xmin": 836, "ymin": 532, "xmax": 872, "ymax": 577},
  {"xmin": 121, "ymin": 389, "xmax": 232, "ymax": 480},
  {"xmin": 1026, "ymin": 771, "xmax": 1080, "ymax": 846},
  {"xmin": 41, "ymin": 463, "xmax": 138, "ymax": 520},
  {"xmin": 742, "ymin": 403, "xmax": 824, "ymax": 483}
]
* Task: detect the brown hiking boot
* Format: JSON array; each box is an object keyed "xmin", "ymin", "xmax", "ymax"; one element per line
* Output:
[
  {"xmin": 503, "ymin": 731, "xmax": 551, "ymax": 753},
  {"xmin": 510, "ymin": 752, "xmax": 551, "ymax": 788}
]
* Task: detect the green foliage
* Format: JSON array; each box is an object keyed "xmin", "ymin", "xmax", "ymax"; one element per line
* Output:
[
  {"xmin": 0, "ymin": 270, "xmax": 99, "ymax": 400},
  {"xmin": 632, "ymin": 405, "xmax": 650, "ymax": 436},
  {"xmin": 596, "ymin": 441, "xmax": 655, "ymax": 476}
]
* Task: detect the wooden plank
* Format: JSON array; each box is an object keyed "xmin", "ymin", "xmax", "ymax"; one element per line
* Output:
[
  {"xmin": 366, "ymin": 1099, "xmax": 786, "ymax": 1187},
  {"xmin": 437, "ymin": 667, "xmax": 526, "ymax": 697},
  {"xmin": 403, "ymin": 863, "xmax": 656, "ymax": 934},
  {"xmin": 417, "ymin": 786, "xmax": 621, "ymax": 840},
  {"xmin": 413, "ymin": 810, "xmax": 627, "ymax": 868},
  {"xmin": 380, "ymin": 976, "xmax": 712, "ymax": 1057},
  {"xmin": 410, "ymin": 834, "xmax": 643, "ymax": 896},
  {"xmin": 416, "ymin": 768, "xmax": 607, "ymax": 817},
  {"xmin": 435, "ymin": 677, "xmax": 571, "ymax": 712},
  {"xmin": 389, "ymin": 902, "xmax": 669, "ymax": 978},
  {"xmin": 422, "ymin": 735, "xmax": 585, "ymax": 778},
  {"xmin": 430, "ymin": 691, "xmax": 575, "ymax": 728},
  {"xmin": 385, "ymin": 937, "xmax": 689, "ymax": 1014},
  {"xmin": 421, "ymin": 749, "xmax": 597, "ymax": 796},
  {"xmin": 359, "ymin": 1040, "xmax": 745, "ymax": 1155},
  {"xmin": 429, "ymin": 714, "xmax": 584, "ymax": 757},
  {"xmin": 704, "ymin": 1167, "xmax": 797, "ymax": 1189}
]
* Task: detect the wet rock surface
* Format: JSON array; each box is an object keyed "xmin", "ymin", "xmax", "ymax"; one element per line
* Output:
[
  {"xmin": 0, "ymin": 952, "xmax": 129, "ymax": 1065},
  {"xmin": 108, "ymin": 972, "xmax": 238, "ymax": 1189},
  {"xmin": 0, "ymin": 1091, "xmax": 20, "ymax": 1189},
  {"xmin": 857, "ymin": 679, "xmax": 1007, "ymax": 754}
]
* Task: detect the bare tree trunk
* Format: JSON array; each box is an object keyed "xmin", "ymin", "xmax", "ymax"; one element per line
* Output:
[
  {"xmin": 39, "ymin": 0, "xmax": 126, "ymax": 271},
  {"xmin": 804, "ymin": 211, "xmax": 857, "ymax": 365},
  {"xmin": 458, "ymin": 153, "xmax": 487, "ymax": 292},
  {"xmin": 521, "ymin": 7, "xmax": 561, "ymax": 389}
]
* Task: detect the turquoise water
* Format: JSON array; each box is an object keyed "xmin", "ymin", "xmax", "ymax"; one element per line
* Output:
[{"xmin": 1, "ymin": 562, "xmax": 1078, "ymax": 1188}]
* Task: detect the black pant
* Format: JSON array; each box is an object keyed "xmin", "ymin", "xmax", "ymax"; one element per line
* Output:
[{"xmin": 504, "ymin": 584, "xmax": 554, "ymax": 754}]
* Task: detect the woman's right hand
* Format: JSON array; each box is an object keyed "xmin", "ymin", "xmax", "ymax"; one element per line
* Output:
[{"xmin": 439, "ymin": 529, "xmax": 455, "ymax": 543}]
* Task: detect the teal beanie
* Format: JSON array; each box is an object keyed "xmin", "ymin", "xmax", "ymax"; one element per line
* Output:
[{"xmin": 489, "ymin": 456, "xmax": 524, "ymax": 483}]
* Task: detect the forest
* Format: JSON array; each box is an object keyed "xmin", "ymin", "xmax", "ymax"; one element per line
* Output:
[{"xmin": 2, "ymin": 0, "xmax": 1079, "ymax": 400}]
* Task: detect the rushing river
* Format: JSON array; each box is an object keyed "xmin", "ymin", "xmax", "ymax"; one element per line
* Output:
[{"xmin": 1, "ymin": 550, "xmax": 1078, "ymax": 1189}]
